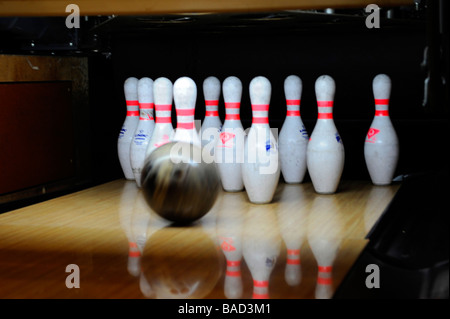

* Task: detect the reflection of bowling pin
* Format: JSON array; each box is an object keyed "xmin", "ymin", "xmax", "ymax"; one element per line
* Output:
[
  {"xmin": 306, "ymin": 75, "xmax": 344, "ymax": 194},
  {"xmin": 118, "ymin": 77, "xmax": 139, "ymax": 180},
  {"xmin": 216, "ymin": 193, "xmax": 246, "ymax": 298},
  {"xmin": 145, "ymin": 77, "xmax": 174, "ymax": 157},
  {"xmin": 215, "ymin": 76, "xmax": 245, "ymax": 192},
  {"xmin": 364, "ymin": 74, "xmax": 399, "ymax": 186},
  {"xmin": 118, "ymin": 180, "xmax": 141, "ymax": 276},
  {"xmin": 307, "ymin": 196, "xmax": 343, "ymax": 299},
  {"xmin": 279, "ymin": 75, "xmax": 309, "ymax": 184},
  {"xmin": 243, "ymin": 205, "xmax": 281, "ymax": 299},
  {"xmin": 201, "ymin": 76, "xmax": 222, "ymax": 156},
  {"xmin": 131, "ymin": 77, "xmax": 155, "ymax": 187},
  {"xmin": 242, "ymin": 76, "xmax": 280, "ymax": 204},
  {"xmin": 276, "ymin": 184, "xmax": 309, "ymax": 286},
  {"xmin": 173, "ymin": 77, "xmax": 201, "ymax": 147}
]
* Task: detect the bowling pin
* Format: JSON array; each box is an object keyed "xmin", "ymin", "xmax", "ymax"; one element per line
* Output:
[
  {"xmin": 214, "ymin": 76, "xmax": 245, "ymax": 192},
  {"xmin": 145, "ymin": 77, "xmax": 174, "ymax": 158},
  {"xmin": 173, "ymin": 77, "xmax": 201, "ymax": 147},
  {"xmin": 364, "ymin": 74, "xmax": 399, "ymax": 186},
  {"xmin": 242, "ymin": 76, "xmax": 280, "ymax": 204},
  {"xmin": 279, "ymin": 75, "xmax": 309, "ymax": 184},
  {"xmin": 131, "ymin": 77, "xmax": 155, "ymax": 187},
  {"xmin": 306, "ymin": 75, "xmax": 345, "ymax": 194},
  {"xmin": 118, "ymin": 77, "xmax": 139, "ymax": 180},
  {"xmin": 201, "ymin": 76, "xmax": 222, "ymax": 156}
]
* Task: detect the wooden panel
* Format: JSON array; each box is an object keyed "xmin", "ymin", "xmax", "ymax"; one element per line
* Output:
[
  {"xmin": 0, "ymin": 82, "xmax": 75, "ymax": 194},
  {"xmin": 0, "ymin": 0, "xmax": 413, "ymax": 17},
  {"xmin": 0, "ymin": 179, "xmax": 399, "ymax": 298},
  {"xmin": 0, "ymin": 55, "xmax": 85, "ymax": 83}
]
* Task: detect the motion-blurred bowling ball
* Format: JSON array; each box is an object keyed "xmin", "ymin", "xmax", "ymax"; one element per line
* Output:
[{"xmin": 141, "ymin": 141, "xmax": 220, "ymax": 224}]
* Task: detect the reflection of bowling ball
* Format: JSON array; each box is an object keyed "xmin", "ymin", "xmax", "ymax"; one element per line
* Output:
[
  {"xmin": 141, "ymin": 225, "xmax": 223, "ymax": 298},
  {"xmin": 141, "ymin": 141, "xmax": 221, "ymax": 224}
]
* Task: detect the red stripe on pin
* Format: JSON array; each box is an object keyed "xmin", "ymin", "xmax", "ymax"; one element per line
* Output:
[
  {"xmin": 225, "ymin": 102, "xmax": 240, "ymax": 108},
  {"xmin": 375, "ymin": 110, "xmax": 389, "ymax": 116},
  {"xmin": 286, "ymin": 110, "xmax": 300, "ymax": 116},
  {"xmin": 287, "ymin": 249, "xmax": 300, "ymax": 255},
  {"xmin": 176, "ymin": 108, "xmax": 195, "ymax": 116},
  {"xmin": 317, "ymin": 101, "xmax": 333, "ymax": 107},
  {"xmin": 205, "ymin": 110, "xmax": 219, "ymax": 116},
  {"xmin": 128, "ymin": 251, "xmax": 141, "ymax": 257},
  {"xmin": 140, "ymin": 116, "xmax": 154, "ymax": 121},
  {"xmin": 375, "ymin": 99, "xmax": 389, "ymax": 105},
  {"xmin": 253, "ymin": 117, "xmax": 269, "ymax": 124},
  {"xmin": 317, "ymin": 276, "xmax": 332, "ymax": 285},
  {"xmin": 227, "ymin": 260, "xmax": 241, "ymax": 267},
  {"xmin": 226, "ymin": 114, "xmax": 240, "ymax": 120},
  {"xmin": 253, "ymin": 280, "xmax": 269, "ymax": 288},
  {"xmin": 139, "ymin": 102, "xmax": 154, "ymax": 109},
  {"xmin": 318, "ymin": 113, "xmax": 333, "ymax": 119},
  {"xmin": 205, "ymin": 100, "xmax": 219, "ymax": 106},
  {"xmin": 177, "ymin": 122, "xmax": 195, "ymax": 129},
  {"xmin": 287, "ymin": 258, "xmax": 301, "ymax": 265},
  {"xmin": 126, "ymin": 100, "xmax": 139, "ymax": 106},
  {"xmin": 286, "ymin": 99, "xmax": 301, "ymax": 105},
  {"xmin": 127, "ymin": 110, "xmax": 139, "ymax": 116},
  {"xmin": 252, "ymin": 104, "xmax": 269, "ymax": 111},
  {"xmin": 156, "ymin": 117, "xmax": 171, "ymax": 123},
  {"xmin": 155, "ymin": 104, "xmax": 172, "ymax": 111},
  {"xmin": 226, "ymin": 270, "xmax": 241, "ymax": 277},
  {"xmin": 253, "ymin": 293, "xmax": 269, "ymax": 299},
  {"xmin": 318, "ymin": 265, "xmax": 333, "ymax": 273}
]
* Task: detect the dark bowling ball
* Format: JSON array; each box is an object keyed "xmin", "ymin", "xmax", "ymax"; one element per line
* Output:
[{"xmin": 140, "ymin": 141, "xmax": 221, "ymax": 224}]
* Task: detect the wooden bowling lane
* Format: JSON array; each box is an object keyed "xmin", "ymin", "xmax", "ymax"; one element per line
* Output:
[{"xmin": 0, "ymin": 179, "xmax": 399, "ymax": 299}]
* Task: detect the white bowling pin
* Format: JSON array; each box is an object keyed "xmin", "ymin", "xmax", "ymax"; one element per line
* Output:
[
  {"xmin": 145, "ymin": 77, "xmax": 174, "ymax": 158},
  {"xmin": 306, "ymin": 75, "xmax": 345, "ymax": 194},
  {"xmin": 118, "ymin": 77, "xmax": 139, "ymax": 180},
  {"xmin": 173, "ymin": 77, "xmax": 201, "ymax": 147},
  {"xmin": 364, "ymin": 74, "xmax": 399, "ymax": 186},
  {"xmin": 201, "ymin": 76, "xmax": 222, "ymax": 156},
  {"xmin": 279, "ymin": 75, "xmax": 309, "ymax": 184},
  {"xmin": 214, "ymin": 76, "xmax": 245, "ymax": 192},
  {"xmin": 242, "ymin": 76, "xmax": 280, "ymax": 204},
  {"xmin": 131, "ymin": 77, "xmax": 155, "ymax": 187}
]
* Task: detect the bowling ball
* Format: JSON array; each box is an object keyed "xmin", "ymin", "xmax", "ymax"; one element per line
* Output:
[{"xmin": 140, "ymin": 141, "xmax": 221, "ymax": 224}]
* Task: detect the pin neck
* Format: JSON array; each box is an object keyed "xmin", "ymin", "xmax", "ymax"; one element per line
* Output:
[
  {"xmin": 139, "ymin": 102, "xmax": 154, "ymax": 120},
  {"xmin": 154, "ymin": 104, "xmax": 172, "ymax": 123},
  {"xmin": 224, "ymin": 102, "xmax": 240, "ymax": 121},
  {"xmin": 251, "ymin": 104, "xmax": 269, "ymax": 125},
  {"xmin": 374, "ymin": 99, "xmax": 390, "ymax": 115},
  {"xmin": 317, "ymin": 100, "xmax": 334, "ymax": 120},
  {"xmin": 126, "ymin": 100, "xmax": 139, "ymax": 116},
  {"xmin": 176, "ymin": 108, "xmax": 195, "ymax": 130}
]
